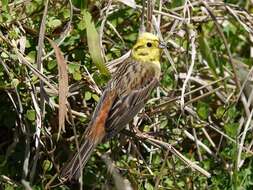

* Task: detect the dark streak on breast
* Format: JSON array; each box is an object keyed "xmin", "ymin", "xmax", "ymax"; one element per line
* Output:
[{"xmin": 138, "ymin": 52, "xmax": 149, "ymax": 56}]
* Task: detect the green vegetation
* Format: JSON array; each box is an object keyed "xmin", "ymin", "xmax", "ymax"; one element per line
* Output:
[{"xmin": 1, "ymin": 0, "xmax": 253, "ymax": 189}]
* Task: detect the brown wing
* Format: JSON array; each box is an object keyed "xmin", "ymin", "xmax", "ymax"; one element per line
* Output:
[{"xmin": 104, "ymin": 60, "xmax": 159, "ymax": 139}]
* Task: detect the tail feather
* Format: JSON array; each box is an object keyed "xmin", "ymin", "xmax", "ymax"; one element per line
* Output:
[
  {"xmin": 60, "ymin": 138, "xmax": 99, "ymax": 181},
  {"xmin": 61, "ymin": 89, "xmax": 112, "ymax": 181}
]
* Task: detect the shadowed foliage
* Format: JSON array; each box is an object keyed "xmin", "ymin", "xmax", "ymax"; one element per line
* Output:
[{"xmin": 1, "ymin": 0, "xmax": 253, "ymax": 189}]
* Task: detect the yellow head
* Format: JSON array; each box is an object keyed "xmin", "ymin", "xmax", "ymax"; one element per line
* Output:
[{"xmin": 131, "ymin": 32, "xmax": 162, "ymax": 63}]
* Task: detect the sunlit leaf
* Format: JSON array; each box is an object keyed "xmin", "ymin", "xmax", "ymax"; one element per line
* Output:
[
  {"xmin": 224, "ymin": 123, "xmax": 238, "ymax": 138},
  {"xmin": 116, "ymin": 0, "xmax": 136, "ymax": 8},
  {"xmin": 92, "ymin": 93, "xmax": 100, "ymax": 102},
  {"xmin": 85, "ymin": 91, "xmax": 92, "ymax": 101},
  {"xmin": 83, "ymin": 10, "xmax": 110, "ymax": 76},
  {"xmin": 26, "ymin": 110, "xmax": 36, "ymax": 121},
  {"xmin": 73, "ymin": 71, "xmax": 82, "ymax": 81}
]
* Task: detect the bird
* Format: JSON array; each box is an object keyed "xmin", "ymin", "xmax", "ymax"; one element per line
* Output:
[{"xmin": 61, "ymin": 32, "xmax": 164, "ymax": 181}]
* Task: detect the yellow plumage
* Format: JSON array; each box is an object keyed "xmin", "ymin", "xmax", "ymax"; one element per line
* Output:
[{"xmin": 132, "ymin": 32, "xmax": 162, "ymax": 63}]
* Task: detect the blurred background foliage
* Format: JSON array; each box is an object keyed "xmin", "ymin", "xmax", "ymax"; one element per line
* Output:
[{"xmin": 1, "ymin": 0, "xmax": 253, "ymax": 189}]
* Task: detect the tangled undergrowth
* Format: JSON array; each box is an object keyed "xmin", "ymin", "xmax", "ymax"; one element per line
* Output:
[{"xmin": 1, "ymin": 0, "xmax": 253, "ymax": 189}]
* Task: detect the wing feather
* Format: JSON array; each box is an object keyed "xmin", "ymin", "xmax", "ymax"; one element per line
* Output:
[{"xmin": 104, "ymin": 63, "xmax": 159, "ymax": 139}]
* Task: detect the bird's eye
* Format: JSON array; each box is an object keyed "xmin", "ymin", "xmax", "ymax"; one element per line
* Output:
[{"xmin": 147, "ymin": 42, "xmax": 152, "ymax": 47}]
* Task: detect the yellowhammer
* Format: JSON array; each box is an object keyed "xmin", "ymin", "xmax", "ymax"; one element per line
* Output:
[{"xmin": 61, "ymin": 32, "xmax": 164, "ymax": 181}]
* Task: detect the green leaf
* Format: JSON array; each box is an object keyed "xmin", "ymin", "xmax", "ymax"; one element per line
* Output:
[
  {"xmin": 77, "ymin": 20, "xmax": 86, "ymax": 31},
  {"xmin": 215, "ymin": 106, "xmax": 225, "ymax": 119},
  {"xmin": 68, "ymin": 64, "xmax": 80, "ymax": 74},
  {"xmin": 47, "ymin": 60, "xmax": 57, "ymax": 70},
  {"xmin": 227, "ymin": 105, "xmax": 238, "ymax": 121},
  {"xmin": 160, "ymin": 119, "xmax": 168, "ymax": 129},
  {"xmin": 224, "ymin": 123, "xmax": 238, "ymax": 138},
  {"xmin": 26, "ymin": 51, "xmax": 36, "ymax": 63},
  {"xmin": 73, "ymin": 71, "xmax": 82, "ymax": 81},
  {"xmin": 199, "ymin": 31, "xmax": 217, "ymax": 77},
  {"xmin": 152, "ymin": 155, "xmax": 161, "ymax": 165},
  {"xmin": 83, "ymin": 10, "xmax": 110, "ymax": 76},
  {"xmin": 26, "ymin": 110, "xmax": 36, "ymax": 121},
  {"xmin": 2, "ymin": 0, "xmax": 8, "ymax": 11},
  {"xmin": 26, "ymin": 39, "xmax": 31, "ymax": 48},
  {"xmin": 1, "ymin": 52, "xmax": 9, "ymax": 58},
  {"xmin": 62, "ymin": 8, "xmax": 70, "ymax": 19},
  {"xmin": 144, "ymin": 182, "xmax": 153, "ymax": 190},
  {"xmin": 25, "ymin": 2, "xmax": 38, "ymax": 15},
  {"xmin": 48, "ymin": 18, "xmax": 62, "ymax": 29},
  {"xmin": 4, "ymin": 184, "xmax": 14, "ymax": 190},
  {"xmin": 164, "ymin": 178, "xmax": 173, "ymax": 187},
  {"xmin": 124, "ymin": 32, "xmax": 138, "ymax": 42},
  {"xmin": 92, "ymin": 93, "xmax": 99, "ymax": 102},
  {"xmin": 197, "ymin": 102, "xmax": 209, "ymax": 120},
  {"xmin": 143, "ymin": 125, "xmax": 150, "ymax": 132},
  {"xmin": 85, "ymin": 91, "xmax": 92, "ymax": 101},
  {"xmin": 42, "ymin": 160, "xmax": 53, "ymax": 172},
  {"xmin": 11, "ymin": 79, "xmax": 19, "ymax": 87}
]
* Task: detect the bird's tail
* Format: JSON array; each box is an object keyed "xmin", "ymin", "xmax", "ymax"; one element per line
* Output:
[
  {"xmin": 60, "ymin": 90, "xmax": 112, "ymax": 181},
  {"xmin": 60, "ymin": 136, "xmax": 100, "ymax": 181}
]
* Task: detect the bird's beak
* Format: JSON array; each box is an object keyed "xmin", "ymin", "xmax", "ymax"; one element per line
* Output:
[{"xmin": 159, "ymin": 42, "xmax": 167, "ymax": 49}]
